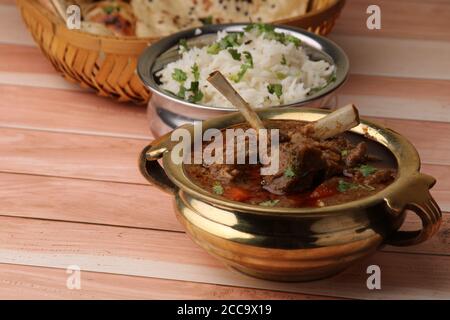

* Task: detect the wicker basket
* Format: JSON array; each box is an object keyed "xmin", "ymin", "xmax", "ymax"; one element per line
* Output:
[{"xmin": 17, "ymin": 0, "xmax": 346, "ymax": 104}]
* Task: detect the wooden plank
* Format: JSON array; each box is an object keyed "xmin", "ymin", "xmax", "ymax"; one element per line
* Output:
[
  {"xmin": 340, "ymin": 94, "xmax": 450, "ymax": 124},
  {"xmin": 419, "ymin": 164, "xmax": 450, "ymax": 213},
  {"xmin": 0, "ymin": 168, "xmax": 448, "ymax": 250},
  {"xmin": 0, "ymin": 0, "xmax": 16, "ymax": 5},
  {"xmin": 0, "ymin": 72, "xmax": 81, "ymax": 91},
  {"xmin": 367, "ymin": 119, "xmax": 450, "ymax": 166},
  {"xmin": 0, "ymin": 5, "xmax": 34, "ymax": 46},
  {"xmin": 0, "ymin": 44, "xmax": 55, "ymax": 74},
  {"xmin": 339, "ymin": 75, "xmax": 450, "ymax": 123},
  {"xmin": 343, "ymin": 75, "xmax": 450, "ymax": 103},
  {"xmin": 0, "ymin": 172, "xmax": 181, "ymax": 231},
  {"xmin": 0, "ymin": 216, "xmax": 448, "ymax": 299},
  {"xmin": 329, "ymin": 34, "xmax": 450, "ymax": 80},
  {"xmin": 0, "ymin": 127, "xmax": 148, "ymax": 184},
  {"xmin": 0, "ymin": 85, "xmax": 151, "ymax": 139},
  {"xmin": 0, "ymin": 264, "xmax": 336, "ymax": 300},
  {"xmin": 332, "ymin": 0, "xmax": 450, "ymax": 42}
]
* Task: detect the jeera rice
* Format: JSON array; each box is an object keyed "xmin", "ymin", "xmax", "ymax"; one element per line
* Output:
[{"xmin": 157, "ymin": 24, "xmax": 336, "ymax": 109}]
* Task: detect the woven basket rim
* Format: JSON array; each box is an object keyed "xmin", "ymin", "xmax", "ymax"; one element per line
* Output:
[{"xmin": 18, "ymin": 0, "xmax": 344, "ymax": 45}]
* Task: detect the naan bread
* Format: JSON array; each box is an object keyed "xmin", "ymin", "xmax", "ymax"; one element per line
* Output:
[
  {"xmin": 132, "ymin": 0, "xmax": 310, "ymax": 38},
  {"xmin": 54, "ymin": 0, "xmax": 311, "ymax": 37},
  {"xmin": 81, "ymin": 21, "xmax": 115, "ymax": 36},
  {"xmin": 83, "ymin": 0, "xmax": 136, "ymax": 36}
]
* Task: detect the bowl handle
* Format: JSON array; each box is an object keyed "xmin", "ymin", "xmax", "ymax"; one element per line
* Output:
[
  {"xmin": 139, "ymin": 135, "xmax": 178, "ymax": 195},
  {"xmin": 385, "ymin": 173, "xmax": 442, "ymax": 246}
]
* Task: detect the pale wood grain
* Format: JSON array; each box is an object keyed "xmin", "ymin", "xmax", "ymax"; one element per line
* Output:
[
  {"xmin": 0, "ymin": 0, "xmax": 16, "ymax": 5},
  {"xmin": 0, "ymin": 127, "xmax": 149, "ymax": 184},
  {"xmin": 0, "ymin": 264, "xmax": 337, "ymax": 300},
  {"xmin": 332, "ymin": 0, "xmax": 450, "ymax": 42},
  {"xmin": 0, "ymin": 72, "xmax": 82, "ymax": 91},
  {"xmin": 342, "ymin": 94, "xmax": 450, "ymax": 123},
  {"xmin": 0, "ymin": 44, "xmax": 55, "ymax": 74},
  {"xmin": 0, "ymin": 217, "xmax": 448, "ymax": 299},
  {"xmin": 0, "ymin": 5, "xmax": 33, "ymax": 45},
  {"xmin": 0, "ymin": 172, "xmax": 180, "ymax": 231},
  {"xmin": 367, "ymin": 119, "xmax": 450, "ymax": 166},
  {"xmin": 341, "ymin": 75, "xmax": 450, "ymax": 107},
  {"xmin": 329, "ymin": 35, "xmax": 450, "ymax": 80},
  {"xmin": 0, "ymin": 85, "xmax": 151, "ymax": 139},
  {"xmin": 420, "ymin": 164, "xmax": 450, "ymax": 213},
  {"xmin": 338, "ymin": 74, "xmax": 450, "ymax": 122}
]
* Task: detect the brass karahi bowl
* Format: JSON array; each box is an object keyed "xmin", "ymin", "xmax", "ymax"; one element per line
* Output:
[{"xmin": 139, "ymin": 108, "xmax": 442, "ymax": 282}]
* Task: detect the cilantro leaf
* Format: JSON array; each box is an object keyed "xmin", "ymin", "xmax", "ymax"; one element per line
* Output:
[
  {"xmin": 172, "ymin": 68, "xmax": 187, "ymax": 83},
  {"xmin": 286, "ymin": 35, "xmax": 301, "ymax": 47},
  {"xmin": 188, "ymin": 90, "xmax": 204, "ymax": 103},
  {"xmin": 207, "ymin": 33, "xmax": 243, "ymax": 55},
  {"xmin": 259, "ymin": 199, "xmax": 280, "ymax": 207},
  {"xmin": 179, "ymin": 39, "xmax": 189, "ymax": 52},
  {"xmin": 212, "ymin": 182, "xmax": 224, "ymax": 195},
  {"xmin": 177, "ymin": 85, "xmax": 186, "ymax": 98},
  {"xmin": 103, "ymin": 6, "xmax": 114, "ymax": 14},
  {"xmin": 244, "ymin": 24, "xmax": 301, "ymax": 47},
  {"xmin": 276, "ymin": 72, "xmax": 287, "ymax": 80},
  {"xmin": 191, "ymin": 63, "xmax": 200, "ymax": 81},
  {"xmin": 243, "ymin": 51, "xmax": 253, "ymax": 67},
  {"xmin": 219, "ymin": 33, "xmax": 243, "ymax": 49},
  {"xmin": 337, "ymin": 180, "xmax": 359, "ymax": 193},
  {"xmin": 358, "ymin": 164, "xmax": 377, "ymax": 177},
  {"xmin": 207, "ymin": 43, "xmax": 220, "ymax": 55},
  {"xmin": 229, "ymin": 64, "xmax": 250, "ymax": 83},
  {"xmin": 244, "ymin": 23, "xmax": 275, "ymax": 34},
  {"xmin": 280, "ymin": 54, "xmax": 287, "ymax": 65},
  {"xmin": 284, "ymin": 167, "xmax": 296, "ymax": 178},
  {"xmin": 228, "ymin": 48, "xmax": 241, "ymax": 61},
  {"xmin": 267, "ymin": 83, "xmax": 283, "ymax": 99},
  {"xmin": 187, "ymin": 81, "xmax": 204, "ymax": 103},
  {"xmin": 308, "ymin": 72, "xmax": 337, "ymax": 96},
  {"xmin": 229, "ymin": 51, "xmax": 253, "ymax": 83}
]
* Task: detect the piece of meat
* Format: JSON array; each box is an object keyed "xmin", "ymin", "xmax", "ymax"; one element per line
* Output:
[
  {"xmin": 262, "ymin": 133, "xmax": 328, "ymax": 195},
  {"xmin": 345, "ymin": 142, "xmax": 367, "ymax": 167},
  {"xmin": 320, "ymin": 149, "xmax": 343, "ymax": 177},
  {"xmin": 364, "ymin": 169, "xmax": 395, "ymax": 185},
  {"xmin": 320, "ymin": 136, "xmax": 354, "ymax": 153},
  {"xmin": 207, "ymin": 164, "xmax": 240, "ymax": 184}
]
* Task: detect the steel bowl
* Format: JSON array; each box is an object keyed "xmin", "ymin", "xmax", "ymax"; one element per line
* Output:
[
  {"xmin": 138, "ymin": 23, "xmax": 349, "ymax": 137},
  {"xmin": 139, "ymin": 108, "xmax": 442, "ymax": 282}
]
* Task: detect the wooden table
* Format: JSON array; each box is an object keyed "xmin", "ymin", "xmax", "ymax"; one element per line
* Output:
[{"xmin": 0, "ymin": 0, "xmax": 449, "ymax": 299}]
